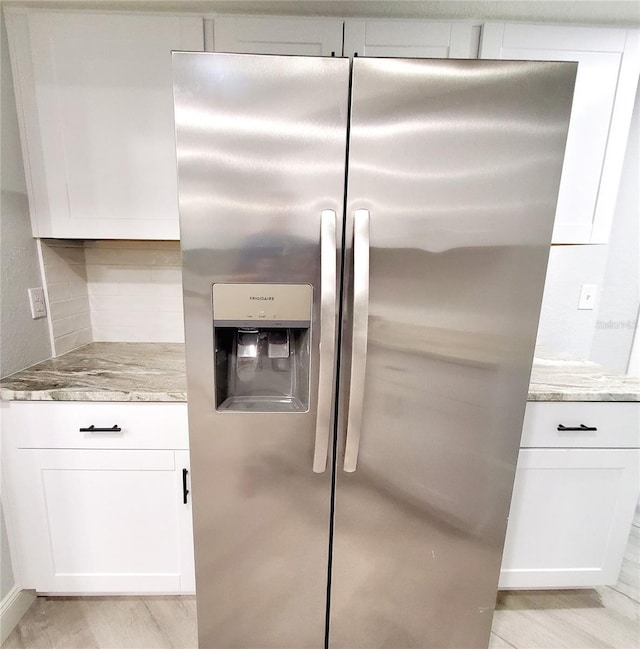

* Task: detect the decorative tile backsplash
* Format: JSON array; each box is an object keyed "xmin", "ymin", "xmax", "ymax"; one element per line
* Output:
[
  {"xmin": 40, "ymin": 240, "xmax": 92, "ymax": 355},
  {"xmin": 40, "ymin": 239, "xmax": 184, "ymax": 354},
  {"xmin": 84, "ymin": 240, "xmax": 184, "ymax": 343}
]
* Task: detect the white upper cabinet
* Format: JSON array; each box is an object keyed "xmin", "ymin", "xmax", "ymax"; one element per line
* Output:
[
  {"xmin": 7, "ymin": 12, "xmax": 637, "ymax": 244},
  {"xmin": 343, "ymin": 19, "xmax": 481, "ymax": 58},
  {"xmin": 6, "ymin": 10, "xmax": 204, "ymax": 239},
  {"xmin": 212, "ymin": 15, "xmax": 343, "ymax": 55},
  {"xmin": 481, "ymin": 23, "xmax": 640, "ymax": 244},
  {"xmin": 211, "ymin": 16, "xmax": 480, "ymax": 59}
]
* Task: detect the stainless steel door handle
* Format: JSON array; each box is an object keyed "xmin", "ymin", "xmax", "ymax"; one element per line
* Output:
[
  {"xmin": 313, "ymin": 209, "xmax": 337, "ymax": 473},
  {"xmin": 344, "ymin": 209, "xmax": 370, "ymax": 472}
]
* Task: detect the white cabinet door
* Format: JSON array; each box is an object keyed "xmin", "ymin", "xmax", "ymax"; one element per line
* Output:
[
  {"xmin": 499, "ymin": 448, "xmax": 640, "ymax": 589},
  {"xmin": 24, "ymin": 448, "xmax": 194, "ymax": 594},
  {"xmin": 481, "ymin": 23, "xmax": 640, "ymax": 244},
  {"xmin": 176, "ymin": 449, "xmax": 196, "ymax": 594},
  {"xmin": 5, "ymin": 10, "xmax": 203, "ymax": 239},
  {"xmin": 344, "ymin": 19, "xmax": 480, "ymax": 58},
  {"xmin": 213, "ymin": 15, "xmax": 343, "ymax": 55}
]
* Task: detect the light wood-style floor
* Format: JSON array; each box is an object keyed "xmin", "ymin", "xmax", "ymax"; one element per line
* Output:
[
  {"xmin": 489, "ymin": 519, "xmax": 640, "ymax": 649},
  {"xmin": 4, "ymin": 522, "xmax": 638, "ymax": 649}
]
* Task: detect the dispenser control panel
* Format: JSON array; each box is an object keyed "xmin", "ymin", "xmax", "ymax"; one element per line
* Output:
[{"xmin": 212, "ymin": 283, "xmax": 312, "ymax": 328}]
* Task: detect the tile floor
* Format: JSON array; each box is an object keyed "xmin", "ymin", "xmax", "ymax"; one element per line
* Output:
[{"xmin": 3, "ymin": 522, "xmax": 638, "ymax": 649}]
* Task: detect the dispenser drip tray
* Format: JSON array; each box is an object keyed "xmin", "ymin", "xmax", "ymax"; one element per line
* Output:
[{"xmin": 218, "ymin": 395, "xmax": 306, "ymax": 412}]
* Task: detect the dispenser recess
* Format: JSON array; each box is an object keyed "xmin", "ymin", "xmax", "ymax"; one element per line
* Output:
[{"xmin": 213, "ymin": 283, "xmax": 312, "ymax": 412}]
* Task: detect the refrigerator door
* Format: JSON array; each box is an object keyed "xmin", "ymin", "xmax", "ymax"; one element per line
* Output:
[
  {"xmin": 331, "ymin": 59, "xmax": 576, "ymax": 648},
  {"xmin": 173, "ymin": 52, "xmax": 349, "ymax": 648}
]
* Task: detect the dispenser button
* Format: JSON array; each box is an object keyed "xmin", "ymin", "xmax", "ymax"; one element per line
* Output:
[{"xmin": 259, "ymin": 310, "xmax": 266, "ymax": 318}]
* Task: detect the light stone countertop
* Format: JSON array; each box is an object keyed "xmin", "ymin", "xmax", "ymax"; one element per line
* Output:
[
  {"xmin": 0, "ymin": 342, "xmax": 638, "ymax": 402},
  {"xmin": 0, "ymin": 343, "xmax": 186, "ymax": 402},
  {"xmin": 528, "ymin": 351, "xmax": 639, "ymax": 401}
]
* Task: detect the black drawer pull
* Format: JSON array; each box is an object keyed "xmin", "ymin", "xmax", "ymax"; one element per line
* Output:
[
  {"xmin": 557, "ymin": 424, "xmax": 598, "ymax": 432},
  {"xmin": 79, "ymin": 425, "xmax": 122, "ymax": 433},
  {"xmin": 182, "ymin": 468, "xmax": 190, "ymax": 504}
]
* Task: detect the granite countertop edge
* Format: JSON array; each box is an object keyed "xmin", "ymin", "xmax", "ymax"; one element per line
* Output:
[
  {"xmin": 527, "ymin": 391, "xmax": 639, "ymax": 402},
  {"xmin": 4, "ymin": 391, "xmax": 636, "ymax": 403},
  {"xmin": 0, "ymin": 389, "xmax": 188, "ymax": 402}
]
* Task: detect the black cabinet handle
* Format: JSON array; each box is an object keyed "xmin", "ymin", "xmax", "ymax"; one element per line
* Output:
[
  {"xmin": 79, "ymin": 424, "xmax": 122, "ymax": 433},
  {"xmin": 557, "ymin": 424, "xmax": 598, "ymax": 432},
  {"xmin": 182, "ymin": 468, "xmax": 190, "ymax": 504}
]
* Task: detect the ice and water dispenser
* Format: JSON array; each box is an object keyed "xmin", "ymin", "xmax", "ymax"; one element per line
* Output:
[{"xmin": 213, "ymin": 283, "xmax": 312, "ymax": 412}]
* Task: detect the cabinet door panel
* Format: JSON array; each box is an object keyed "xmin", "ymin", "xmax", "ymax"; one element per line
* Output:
[
  {"xmin": 176, "ymin": 450, "xmax": 195, "ymax": 593},
  {"xmin": 7, "ymin": 11, "xmax": 203, "ymax": 239},
  {"xmin": 503, "ymin": 48, "xmax": 619, "ymax": 243},
  {"xmin": 481, "ymin": 23, "xmax": 640, "ymax": 244},
  {"xmin": 32, "ymin": 449, "xmax": 186, "ymax": 593},
  {"xmin": 499, "ymin": 448, "xmax": 639, "ymax": 589},
  {"xmin": 213, "ymin": 16, "xmax": 343, "ymax": 55},
  {"xmin": 344, "ymin": 19, "xmax": 480, "ymax": 58}
]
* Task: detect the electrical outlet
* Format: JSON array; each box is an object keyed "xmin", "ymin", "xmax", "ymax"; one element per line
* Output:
[
  {"xmin": 578, "ymin": 284, "xmax": 597, "ymax": 310},
  {"xmin": 28, "ymin": 287, "xmax": 47, "ymax": 319}
]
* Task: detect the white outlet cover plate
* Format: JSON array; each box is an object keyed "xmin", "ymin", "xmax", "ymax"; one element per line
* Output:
[
  {"xmin": 578, "ymin": 284, "xmax": 598, "ymax": 310},
  {"xmin": 28, "ymin": 287, "xmax": 47, "ymax": 318}
]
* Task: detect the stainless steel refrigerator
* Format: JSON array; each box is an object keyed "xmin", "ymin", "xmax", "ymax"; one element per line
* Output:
[{"xmin": 173, "ymin": 53, "xmax": 576, "ymax": 649}]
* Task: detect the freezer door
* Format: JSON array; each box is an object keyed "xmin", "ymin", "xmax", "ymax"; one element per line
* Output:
[
  {"xmin": 331, "ymin": 59, "xmax": 576, "ymax": 648},
  {"xmin": 173, "ymin": 52, "xmax": 349, "ymax": 648}
]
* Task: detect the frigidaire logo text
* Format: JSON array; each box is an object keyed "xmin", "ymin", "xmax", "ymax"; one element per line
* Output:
[{"xmin": 249, "ymin": 296, "xmax": 275, "ymax": 301}]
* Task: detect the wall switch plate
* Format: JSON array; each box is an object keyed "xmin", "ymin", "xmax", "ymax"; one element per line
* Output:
[
  {"xmin": 578, "ymin": 284, "xmax": 597, "ymax": 310},
  {"xmin": 28, "ymin": 287, "xmax": 47, "ymax": 319}
]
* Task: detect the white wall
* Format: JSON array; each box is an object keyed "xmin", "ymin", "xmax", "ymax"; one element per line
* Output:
[
  {"xmin": 0, "ymin": 503, "xmax": 15, "ymax": 600},
  {"xmin": 591, "ymin": 85, "xmax": 640, "ymax": 373},
  {"xmin": 535, "ymin": 245, "xmax": 609, "ymax": 358},
  {"xmin": 0, "ymin": 12, "xmax": 51, "ymax": 378},
  {"xmin": 18, "ymin": 1, "xmax": 637, "ymax": 27},
  {"xmin": 535, "ymin": 85, "xmax": 639, "ymax": 367},
  {"xmin": 0, "ymin": 9, "xmax": 51, "ymax": 613}
]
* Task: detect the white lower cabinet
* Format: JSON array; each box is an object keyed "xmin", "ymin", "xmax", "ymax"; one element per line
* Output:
[
  {"xmin": 499, "ymin": 402, "xmax": 640, "ymax": 589},
  {"xmin": 4, "ymin": 400, "xmax": 638, "ymax": 593},
  {"xmin": 25, "ymin": 448, "xmax": 193, "ymax": 594},
  {"xmin": 1, "ymin": 402, "xmax": 194, "ymax": 594}
]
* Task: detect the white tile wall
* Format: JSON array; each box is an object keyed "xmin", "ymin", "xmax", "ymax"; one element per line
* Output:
[
  {"xmin": 40, "ymin": 240, "xmax": 93, "ymax": 354},
  {"xmin": 84, "ymin": 240, "xmax": 184, "ymax": 343}
]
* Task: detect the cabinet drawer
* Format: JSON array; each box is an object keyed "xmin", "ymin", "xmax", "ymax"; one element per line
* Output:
[
  {"xmin": 3, "ymin": 402, "xmax": 189, "ymax": 449},
  {"xmin": 521, "ymin": 401, "xmax": 639, "ymax": 448}
]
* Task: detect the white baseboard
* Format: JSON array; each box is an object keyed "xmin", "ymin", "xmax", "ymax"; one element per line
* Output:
[{"xmin": 0, "ymin": 587, "xmax": 36, "ymax": 645}]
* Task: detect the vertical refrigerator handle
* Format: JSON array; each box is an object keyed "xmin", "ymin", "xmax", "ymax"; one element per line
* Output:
[
  {"xmin": 313, "ymin": 209, "xmax": 337, "ymax": 473},
  {"xmin": 344, "ymin": 209, "xmax": 370, "ymax": 473}
]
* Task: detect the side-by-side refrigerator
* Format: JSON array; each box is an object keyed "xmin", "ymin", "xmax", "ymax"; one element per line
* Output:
[{"xmin": 173, "ymin": 53, "xmax": 576, "ymax": 649}]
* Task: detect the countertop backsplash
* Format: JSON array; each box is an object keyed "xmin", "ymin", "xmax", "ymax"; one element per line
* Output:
[
  {"xmin": 40, "ymin": 239, "xmax": 184, "ymax": 354},
  {"xmin": 40, "ymin": 239, "xmax": 92, "ymax": 355},
  {"xmin": 39, "ymin": 239, "xmax": 636, "ymax": 374},
  {"xmin": 84, "ymin": 240, "xmax": 184, "ymax": 343}
]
